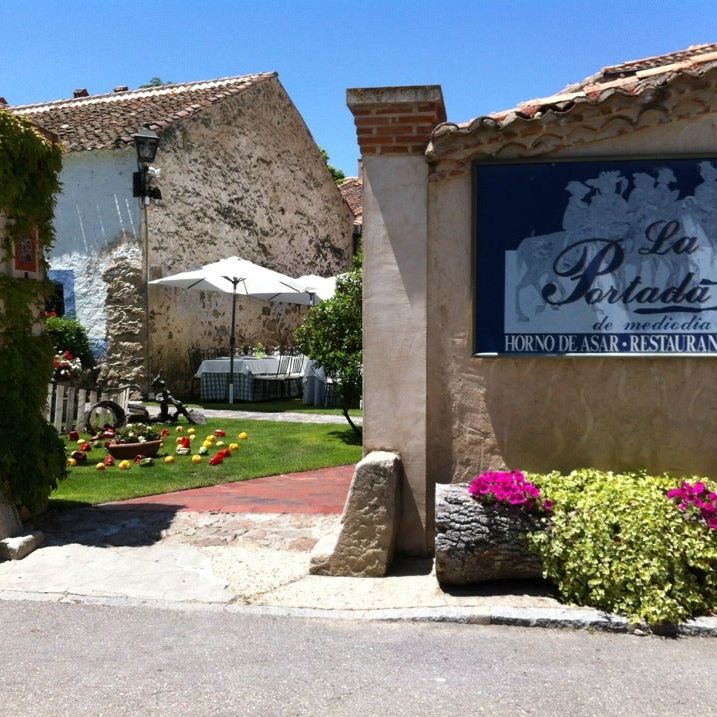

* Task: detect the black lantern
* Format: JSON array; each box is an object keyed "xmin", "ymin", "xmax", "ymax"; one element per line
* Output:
[
  {"xmin": 132, "ymin": 125, "xmax": 162, "ymax": 200},
  {"xmin": 132, "ymin": 125, "xmax": 160, "ymax": 165}
]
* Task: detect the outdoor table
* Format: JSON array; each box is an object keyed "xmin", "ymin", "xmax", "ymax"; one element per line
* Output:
[
  {"xmin": 194, "ymin": 356, "xmax": 280, "ymax": 401},
  {"xmin": 302, "ymin": 362, "xmax": 336, "ymax": 408}
]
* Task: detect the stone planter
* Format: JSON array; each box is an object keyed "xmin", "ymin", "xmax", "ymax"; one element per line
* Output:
[{"xmin": 107, "ymin": 440, "xmax": 162, "ymax": 460}]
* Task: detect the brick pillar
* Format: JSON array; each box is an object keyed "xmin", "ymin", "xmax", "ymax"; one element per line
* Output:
[
  {"xmin": 349, "ymin": 85, "xmax": 446, "ymax": 156},
  {"xmin": 347, "ymin": 86, "xmax": 446, "ymax": 557}
]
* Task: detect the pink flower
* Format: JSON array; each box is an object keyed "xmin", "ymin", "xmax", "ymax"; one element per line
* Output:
[{"xmin": 468, "ymin": 470, "xmax": 550, "ymax": 513}]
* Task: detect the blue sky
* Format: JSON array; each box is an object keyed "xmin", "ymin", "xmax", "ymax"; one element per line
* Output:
[{"xmin": 2, "ymin": 1, "xmax": 717, "ymax": 176}]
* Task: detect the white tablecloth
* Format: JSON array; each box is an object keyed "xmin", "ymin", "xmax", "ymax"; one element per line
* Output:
[{"xmin": 194, "ymin": 357, "xmax": 280, "ymax": 378}]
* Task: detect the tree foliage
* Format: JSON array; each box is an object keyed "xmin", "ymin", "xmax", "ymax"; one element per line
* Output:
[
  {"xmin": 46, "ymin": 316, "xmax": 95, "ymax": 369},
  {"xmin": 295, "ymin": 253, "xmax": 362, "ymax": 434},
  {"xmin": 320, "ymin": 148, "xmax": 346, "ymax": 184},
  {"xmin": 0, "ymin": 111, "xmax": 66, "ymax": 512},
  {"xmin": 140, "ymin": 77, "xmax": 173, "ymax": 88}
]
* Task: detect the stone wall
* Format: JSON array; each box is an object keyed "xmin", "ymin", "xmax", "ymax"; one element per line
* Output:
[
  {"xmin": 49, "ymin": 76, "xmax": 354, "ymax": 391},
  {"xmin": 145, "ymin": 77, "xmax": 354, "ymax": 390}
]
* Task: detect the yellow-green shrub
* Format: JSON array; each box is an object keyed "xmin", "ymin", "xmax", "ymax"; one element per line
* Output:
[{"xmin": 527, "ymin": 469, "xmax": 717, "ymax": 626}]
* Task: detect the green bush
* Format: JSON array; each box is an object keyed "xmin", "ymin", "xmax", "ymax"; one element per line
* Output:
[
  {"xmin": 46, "ymin": 316, "xmax": 95, "ymax": 369},
  {"xmin": 0, "ymin": 312, "xmax": 67, "ymax": 511},
  {"xmin": 527, "ymin": 469, "xmax": 717, "ymax": 626},
  {"xmin": 295, "ymin": 252, "xmax": 362, "ymax": 435}
]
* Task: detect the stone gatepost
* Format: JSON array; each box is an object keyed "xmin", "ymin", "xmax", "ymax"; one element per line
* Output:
[{"xmin": 347, "ymin": 86, "xmax": 446, "ymax": 556}]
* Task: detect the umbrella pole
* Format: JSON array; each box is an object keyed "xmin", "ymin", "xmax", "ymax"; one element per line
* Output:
[{"xmin": 229, "ymin": 284, "xmax": 238, "ymax": 404}]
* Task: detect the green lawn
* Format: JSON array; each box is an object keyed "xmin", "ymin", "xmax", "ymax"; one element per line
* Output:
[{"xmin": 54, "ymin": 417, "xmax": 361, "ymax": 507}]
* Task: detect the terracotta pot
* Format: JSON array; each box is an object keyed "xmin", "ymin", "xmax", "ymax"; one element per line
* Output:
[{"xmin": 107, "ymin": 440, "xmax": 162, "ymax": 460}]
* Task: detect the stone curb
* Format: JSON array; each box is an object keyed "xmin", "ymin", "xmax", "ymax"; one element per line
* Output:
[{"xmin": 1, "ymin": 588, "xmax": 715, "ymax": 636}]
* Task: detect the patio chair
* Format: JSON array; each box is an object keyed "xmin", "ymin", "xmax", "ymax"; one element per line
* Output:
[
  {"xmin": 252, "ymin": 355, "xmax": 292, "ymax": 400},
  {"xmin": 285, "ymin": 355, "xmax": 308, "ymax": 398}
]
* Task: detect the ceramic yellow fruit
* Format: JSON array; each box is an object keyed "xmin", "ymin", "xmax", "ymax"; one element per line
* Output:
[
  {"xmin": 66, "ymin": 457, "xmax": 77, "ymax": 467},
  {"xmin": 189, "ymin": 434, "xmax": 196, "ymax": 440},
  {"xmin": 187, "ymin": 427, "xmax": 196, "ymax": 435},
  {"xmin": 175, "ymin": 437, "xmax": 184, "ymax": 445},
  {"xmin": 238, "ymin": 432, "xmax": 249, "ymax": 440},
  {"xmin": 216, "ymin": 440, "xmax": 225, "ymax": 447},
  {"xmin": 175, "ymin": 426, "xmax": 184, "ymax": 433},
  {"xmin": 191, "ymin": 454, "xmax": 202, "ymax": 464},
  {"xmin": 164, "ymin": 455, "xmax": 176, "ymax": 464},
  {"xmin": 119, "ymin": 460, "xmax": 131, "ymax": 470},
  {"xmin": 95, "ymin": 462, "xmax": 106, "ymax": 471},
  {"xmin": 229, "ymin": 443, "xmax": 239, "ymax": 451}
]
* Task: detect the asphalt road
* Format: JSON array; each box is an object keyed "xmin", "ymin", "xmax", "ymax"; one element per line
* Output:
[{"xmin": 1, "ymin": 600, "xmax": 716, "ymax": 716}]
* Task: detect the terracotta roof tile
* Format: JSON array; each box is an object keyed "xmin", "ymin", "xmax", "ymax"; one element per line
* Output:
[
  {"xmin": 338, "ymin": 177, "xmax": 363, "ymax": 224},
  {"xmin": 8, "ymin": 73, "xmax": 276, "ymax": 152},
  {"xmin": 449, "ymin": 43, "xmax": 717, "ymax": 134}
]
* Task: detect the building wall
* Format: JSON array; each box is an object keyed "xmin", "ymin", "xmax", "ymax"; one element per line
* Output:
[
  {"xmin": 146, "ymin": 76, "xmax": 354, "ymax": 388},
  {"xmin": 49, "ymin": 148, "xmax": 139, "ymax": 358},
  {"xmin": 353, "ymin": 80, "xmax": 717, "ymax": 555},
  {"xmin": 49, "ymin": 77, "xmax": 354, "ymax": 389},
  {"xmin": 362, "ymin": 155, "xmax": 429, "ymax": 555},
  {"xmin": 427, "ymin": 113, "xmax": 717, "ymax": 494}
]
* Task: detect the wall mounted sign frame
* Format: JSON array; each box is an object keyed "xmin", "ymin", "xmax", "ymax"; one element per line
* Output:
[
  {"xmin": 12, "ymin": 227, "xmax": 40, "ymax": 279},
  {"xmin": 474, "ymin": 157, "xmax": 717, "ymax": 356}
]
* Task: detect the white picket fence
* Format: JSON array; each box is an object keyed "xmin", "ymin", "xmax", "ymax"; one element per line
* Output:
[{"xmin": 45, "ymin": 382, "xmax": 131, "ymax": 434}]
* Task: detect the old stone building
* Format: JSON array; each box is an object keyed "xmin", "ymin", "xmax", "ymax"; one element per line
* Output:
[{"xmin": 9, "ymin": 74, "xmax": 354, "ymax": 388}]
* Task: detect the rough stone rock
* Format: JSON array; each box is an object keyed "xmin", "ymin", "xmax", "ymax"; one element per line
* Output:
[
  {"xmin": 310, "ymin": 451, "xmax": 401, "ymax": 577},
  {"xmin": 434, "ymin": 483, "xmax": 543, "ymax": 585},
  {"xmin": 0, "ymin": 531, "xmax": 44, "ymax": 560},
  {"xmin": 0, "ymin": 492, "xmax": 21, "ymax": 540}
]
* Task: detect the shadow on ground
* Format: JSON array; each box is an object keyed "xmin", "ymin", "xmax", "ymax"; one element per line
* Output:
[
  {"xmin": 27, "ymin": 504, "xmax": 183, "ymax": 548},
  {"xmin": 439, "ymin": 577, "xmax": 560, "ymax": 599}
]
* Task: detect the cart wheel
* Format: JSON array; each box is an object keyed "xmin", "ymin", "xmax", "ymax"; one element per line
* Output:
[{"xmin": 85, "ymin": 400, "xmax": 126, "ymax": 433}]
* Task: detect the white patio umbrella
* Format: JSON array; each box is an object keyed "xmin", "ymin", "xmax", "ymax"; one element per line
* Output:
[
  {"xmin": 149, "ymin": 256, "xmax": 305, "ymax": 402},
  {"xmin": 295, "ymin": 274, "xmax": 337, "ymax": 304}
]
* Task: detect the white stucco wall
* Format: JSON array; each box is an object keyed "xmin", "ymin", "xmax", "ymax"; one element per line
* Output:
[
  {"xmin": 50, "ymin": 148, "xmax": 140, "ymax": 354},
  {"xmin": 362, "ymin": 155, "xmax": 429, "ymax": 555}
]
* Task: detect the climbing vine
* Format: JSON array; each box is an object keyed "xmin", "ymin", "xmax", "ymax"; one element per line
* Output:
[{"xmin": 0, "ymin": 110, "xmax": 66, "ymax": 511}]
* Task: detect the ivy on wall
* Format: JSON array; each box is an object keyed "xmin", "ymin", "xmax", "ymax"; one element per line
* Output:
[{"xmin": 0, "ymin": 110, "xmax": 66, "ymax": 511}]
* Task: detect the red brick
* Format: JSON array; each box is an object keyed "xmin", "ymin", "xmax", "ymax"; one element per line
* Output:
[
  {"xmin": 359, "ymin": 135, "xmax": 396, "ymax": 146},
  {"xmin": 374, "ymin": 124, "xmax": 416, "ymax": 136},
  {"xmin": 395, "ymin": 134, "xmax": 427, "ymax": 143},
  {"xmin": 417, "ymin": 101, "xmax": 440, "ymax": 112},
  {"xmin": 354, "ymin": 116, "xmax": 390, "ymax": 126},
  {"xmin": 405, "ymin": 114, "xmax": 441, "ymax": 125}
]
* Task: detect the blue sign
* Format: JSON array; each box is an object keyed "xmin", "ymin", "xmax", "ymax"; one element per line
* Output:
[{"xmin": 474, "ymin": 158, "xmax": 717, "ymax": 355}]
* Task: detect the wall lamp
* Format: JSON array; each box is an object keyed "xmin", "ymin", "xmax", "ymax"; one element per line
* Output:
[{"xmin": 132, "ymin": 125, "xmax": 162, "ymax": 200}]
